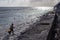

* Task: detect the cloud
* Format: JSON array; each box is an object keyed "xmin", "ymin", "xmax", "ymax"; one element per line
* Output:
[
  {"xmin": 0, "ymin": 0, "xmax": 60, "ymax": 7},
  {"xmin": 30, "ymin": 0, "xmax": 60, "ymax": 7},
  {"xmin": 0, "ymin": 0, "xmax": 30, "ymax": 7}
]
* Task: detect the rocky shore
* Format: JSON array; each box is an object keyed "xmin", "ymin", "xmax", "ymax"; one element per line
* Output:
[
  {"xmin": 1, "ymin": 11, "xmax": 55, "ymax": 40},
  {"xmin": 14, "ymin": 11, "xmax": 55, "ymax": 40}
]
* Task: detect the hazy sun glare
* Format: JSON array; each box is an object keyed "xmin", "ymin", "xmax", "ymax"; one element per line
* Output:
[{"xmin": 35, "ymin": 7, "xmax": 53, "ymax": 11}]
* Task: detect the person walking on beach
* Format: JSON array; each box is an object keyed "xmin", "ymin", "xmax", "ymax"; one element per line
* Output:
[{"xmin": 8, "ymin": 23, "xmax": 14, "ymax": 35}]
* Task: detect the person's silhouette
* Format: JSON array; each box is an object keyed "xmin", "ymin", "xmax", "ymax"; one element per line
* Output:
[{"xmin": 8, "ymin": 23, "xmax": 14, "ymax": 35}]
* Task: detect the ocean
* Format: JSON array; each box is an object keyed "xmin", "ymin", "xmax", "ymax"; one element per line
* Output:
[{"xmin": 0, "ymin": 7, "xmax": 52, "ymax": 37}]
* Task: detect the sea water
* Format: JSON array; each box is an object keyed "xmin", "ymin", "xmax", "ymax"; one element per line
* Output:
[{"xmin": 0, "ymin": 7, "xmax": 52, "ymax": 38}]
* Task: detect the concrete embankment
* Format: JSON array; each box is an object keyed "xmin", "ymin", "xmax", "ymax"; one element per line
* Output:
[{"xmin": 14, "ymin": 11, "xmax": 55, "ymax": 40}]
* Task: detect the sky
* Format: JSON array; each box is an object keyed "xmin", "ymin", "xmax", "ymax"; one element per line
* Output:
[
  {"xmin": 30, "ymin": 0, "xmax": 60, "ymax": 7},
  {"xmin": 0, "ymin": 0, "xmax": 30, "ymax": 7},
  {"xmin": 0, "ymin": 0, "xmax": 60, "ymax": 7}
]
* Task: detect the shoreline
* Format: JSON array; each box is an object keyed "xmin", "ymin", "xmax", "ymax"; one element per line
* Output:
[{"xmin": 14, "ymin": 11, "xmax": 55, "ymax": 40}]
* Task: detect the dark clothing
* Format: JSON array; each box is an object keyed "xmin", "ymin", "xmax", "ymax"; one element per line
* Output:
[
  {"xmin": 10, "ymin": 23, "xmax": 14, "ymax": 31},
  {"xmin": 8, "ymin": 23, "xmax": 14, "ymax": 35},
  {"xmin": 8, "ymin": 30, "xmax": 11, "ymax": 35}
]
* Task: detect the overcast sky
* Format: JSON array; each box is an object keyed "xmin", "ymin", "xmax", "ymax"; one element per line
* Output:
[
  {"xmin": 0, "ymin": 0, "xmax": 30, "ymax": 7},
  {"xmin": 30, "ymin": 0, "xmax": 60, "ymax": 7},
  {"xmin": 0, "ymin": 0, "xmax": 60, "ymax": 7}
]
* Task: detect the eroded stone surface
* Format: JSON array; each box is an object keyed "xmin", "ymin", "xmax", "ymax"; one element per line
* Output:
[{"xmin": 16, "ymin": 13, "xmax": 55, "ymax": 40}]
